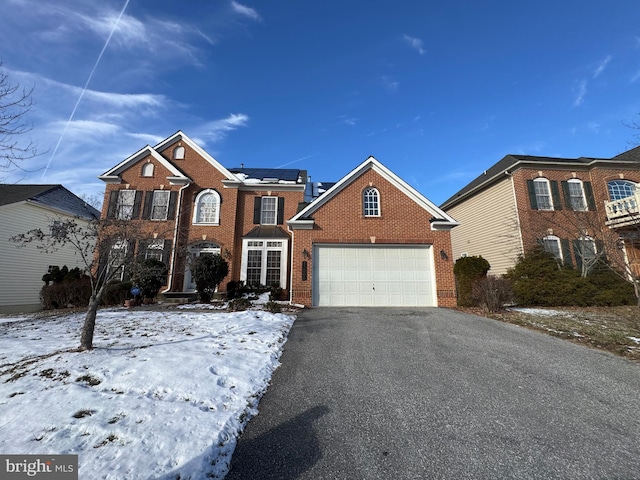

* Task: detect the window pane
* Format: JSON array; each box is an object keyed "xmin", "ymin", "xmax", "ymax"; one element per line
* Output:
[
  {"xmin": 543, "ymin": 238, "xmax": 562, "ymax": 260},
  {"xmin": 117, "ymin": 190, "xmax": 135, "ymax": 219},
  {"xmin": 608, "ymin": 180, "xmax": 636, "ymax": 201},
  {"xmin": 266, "ymin": 251, "xmax": 281, "ymax": 287},
  {"xmin": 363, "ymin": 188, "xmax": 379, "ymax": 216},
  {"xmin": 261, "ymin": 197, "xmax": 277, "ymax": 224},
  {"xmin": 534, "ymin": 180, "xmax": 552, "ymax": 210},
  {"xmin": 151, "ymin": 191, "xmax": 170, "ymax": 220},
  {"xmin": 247, "ymin": 250, "xmax": 262, "ymax": 286},
  {"xmin": 145, "ymin": 239, "xmax": 164, "ymax": 261},
  {"xmin": 568, "ymin": 181, "xmax": 586, "ymax": 211},
  {"xmin": 197, "ymin": 193, "xmax": 218, "ymax": 223}
]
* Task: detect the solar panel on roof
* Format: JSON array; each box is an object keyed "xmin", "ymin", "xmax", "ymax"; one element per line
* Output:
[{"xmin": 228, "ymin": 167, "xmax": 300, "ymax": 181}]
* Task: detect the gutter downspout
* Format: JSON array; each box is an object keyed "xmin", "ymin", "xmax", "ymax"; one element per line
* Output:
[
  {"xmin": 162, "ymin": 182, "xmax": 190, "ymax": 293},
  {"xmin": 286, "ymin": 224, "xmax": 295, "ymax": 305}
]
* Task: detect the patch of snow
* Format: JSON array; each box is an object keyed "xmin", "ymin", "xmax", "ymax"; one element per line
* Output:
[
  {"xmin": 628, "ymin": 336, "xmax": 640, "ymax": 344},
  {"xmin": 0, "ymin": 308, "xmax": 295, "ymax": 479},
  {"xmin": 509, "ymin": 307, "xmax": 570, "ymax": 316}
]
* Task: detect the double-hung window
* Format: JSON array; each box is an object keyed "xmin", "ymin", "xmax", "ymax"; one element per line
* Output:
[
  {"xmin": 542, "ymin": 235, "xmax": 563, "ymax": 262},
  {"xmin": 567, "ymin": 179, "xmax": 586, "ymax": 211},
  {"xmin": 144, "ymin": 239, "xmax": 165, "ymax": 261},
  {"xmin": 533, "ymin": 179, "xmax": 553, "ymax": 210},
  {"xmin": 116, "ymin": 190, "xmax": 136, "ymax": 220},
  {"xmin": 151, "ymin": 191, "xmax": 170, "ymax": 220},
  {"xmin": 261, "ymin": 197, "xmax": 277, "ymax": 224}
]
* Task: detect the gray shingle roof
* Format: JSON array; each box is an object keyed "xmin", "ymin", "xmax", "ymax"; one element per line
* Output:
[
  {"xmin": 0, "ymin": 184, "xmax": 100, "ymax": 220},
  {"xmin": 440, "ymin": 150, "xmax": 637, "ymax": 210}
]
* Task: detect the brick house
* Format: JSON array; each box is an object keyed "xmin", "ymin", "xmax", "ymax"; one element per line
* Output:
[
  {"xmin": 98, "ymin": 131, "xmax": 458, "ymax": 307},
  {"xmin": 440, "ymin": 147, "xmax": 640, "ymax": 278}
]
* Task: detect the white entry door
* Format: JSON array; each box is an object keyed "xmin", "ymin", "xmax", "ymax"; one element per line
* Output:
[
  {"xmin": 183, "ymin": 242, "xmax": 221, "ymax": 292},
  {"xmin": 313, "ymin": 245, "xmax": 436, "ymax": 307}
]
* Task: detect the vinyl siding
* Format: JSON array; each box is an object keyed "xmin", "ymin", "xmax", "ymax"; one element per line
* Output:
[
  {"xmin": 446, "ymin": 177, "xmax": 522, "ymax": 275},
  {"xmin": 0, "ymin": 202, "xmax": 96, "ymax": 313}
]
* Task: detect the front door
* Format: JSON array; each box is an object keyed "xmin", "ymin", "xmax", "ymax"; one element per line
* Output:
[{"xmin": 183, "ymin": 242, "xmax": 221, "ymax": 291}]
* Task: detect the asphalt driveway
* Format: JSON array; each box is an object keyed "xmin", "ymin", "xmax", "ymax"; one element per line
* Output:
[{"xmin": 226, "ymin": 308, "xmax": 640, "ymax": 479}]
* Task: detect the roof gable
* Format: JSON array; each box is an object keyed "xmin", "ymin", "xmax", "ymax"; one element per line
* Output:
[
  {"xmin": 289, "ymin": 156, "xmax": 458, "ymax": 230},
  {"xmin": 99, "ymin": 145, "xmax": 190, "ymax": 185}
]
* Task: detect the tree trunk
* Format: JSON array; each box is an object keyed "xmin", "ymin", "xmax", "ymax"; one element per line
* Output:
[{"xmin": 80, "ymin": 283, "xmax": 107, "ymax": 350}]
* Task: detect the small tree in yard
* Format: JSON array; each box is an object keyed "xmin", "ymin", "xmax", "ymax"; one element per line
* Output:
[
  {"xmin": 189, "ymin": 254, "xmax": 229, "ymax": 302},
  {"xmin": 11, "ymin": 217, "xmax": 146, "ymax": 350},
  {"xmin": 453, "ymin": 255, "xmax": 490, "ymax": 307}
]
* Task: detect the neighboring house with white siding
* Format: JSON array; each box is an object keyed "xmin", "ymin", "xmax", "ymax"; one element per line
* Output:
[
  {"xmin": 440, "ymin": 148, "xmax": 640, "ymax": 276},
  {"xmin": 0, "ymin": 185, "xmax": 100, "ymax": 313}
]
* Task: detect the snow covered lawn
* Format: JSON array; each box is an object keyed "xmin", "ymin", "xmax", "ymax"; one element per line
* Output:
[{"xmin": 0, "ymin": 306, "xmax": 295, "ymax": 479}]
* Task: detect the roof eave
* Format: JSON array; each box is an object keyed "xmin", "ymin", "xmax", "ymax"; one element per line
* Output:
[{"xmin": 287, "ymin": 219, "xmax": 315, "ymax": 230}]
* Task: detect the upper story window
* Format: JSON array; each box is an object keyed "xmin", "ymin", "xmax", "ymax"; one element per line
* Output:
[
  {"xmin": 542, "ymin": 235, "xmax": 563, "ymax": 262},
  {"xmin": 608, "ymin": 180, "xmax": 636, "ymax": 200},
  {"xmin": 116, "ymin": 190, "xmax": 136, "ymax": 220},
  {"xmin": 566, "ymin": 179, "xmax": 586, "ymax": 211},
  {"xmin": 533, "ymin": 178, "xmax": 553, "ymax": 210},
  {"xmin": 173, "ymin": 146, "xmax": 185, "ymax": 160},
  {"xmin": 141, "ymin": 163, "xmax": 154, "ymax": 177},
  {"xmin": 363, "ymin": 187, "xmax": 380, "ymax": 216},
  {"xmin": 193, "ymin": 189, "xmax": 221, "ymax": 225},
  {"xmin": 150, "ymin": 191, "xmax": 170, "ymax": 220},
  {"xmin": 261, "ymin": 197, "xmax": 277, "ymax": 224}
]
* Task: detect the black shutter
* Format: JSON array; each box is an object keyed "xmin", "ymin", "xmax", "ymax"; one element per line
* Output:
[
  {"xmin": 167, "ymin": 191, "xmax": 178, "ymax": 219},
  {"xmin": 561, "ymin": 239, "xmax": 573, "ymax": 268},
  {"xmin": 163, "ymin": 240, "xmax": 172, "ymax": 265},
  {"xmin": 142, "ymin": 192, "xmax": 153, "ymax": 219},
  {"xmin": 573, "ymin": 240, "xmax": 583, "ymax": 273},
  {"xmin": 132, "ymin": 191, "xmax": 143, "ymax": 219},
  {"xmin": 561, "ymin": 181, "xmax": 572, "ymax": 210},
  {"xmin": 551, "ymin": 181, "xmax": 562, "ymax": 210},
  {"xmin": 277, "ymin": 197, "xmax": 285, "ymax": 225},
  {"xmin": 596, "ymin": 240, "xmax": 606, "ymax": 262},
  {"xmin": 107, "ymin": 191, "xmax": 119, "ymax": 218},
  {"xmin": 137, "ymin": 239, "xmax": 149, "ymax": 260},
  {"xmin": 123, "ymin": 240, "xmax": 136, "ymax": 281},
  {"xmin": 253, "ymin": 197, "xmax": 261, "ymax": 224},
  {"xmin": 584, "ymin": 182, "xmax": 596, "ymax": 211},
  {"xmin": 527, "ymin": 180, "xmax": 538, "ymax": 209}
]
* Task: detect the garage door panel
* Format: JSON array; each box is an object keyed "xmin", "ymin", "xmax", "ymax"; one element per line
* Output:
[{"xmin": 313, "ymin": 245, "xmax": 435, "ymax": 307}]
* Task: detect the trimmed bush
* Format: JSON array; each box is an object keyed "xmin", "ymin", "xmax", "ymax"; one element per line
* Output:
[
  {"xmin": 101, "ymin": 280, "xmax": 133, "ymax": 306},
  {"xmin": 190, "ymin": 254, "xmax": 229, "ymax": 303},
  {"xmin": 454, "ymin": 255, "xmax": 491, "ymax": 307}
]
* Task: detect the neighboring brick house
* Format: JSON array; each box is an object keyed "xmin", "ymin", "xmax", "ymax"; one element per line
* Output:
[
  {"xmin": 0, "ymin": 184, "xmax": 100, "ymax": 313},
  {"xmin": 440, "ymin": 147, "xmax": 640, "ymax": 278},
  {"xmin": 98, "ymin": 131, "xmax": 458, "ymax": 307}
]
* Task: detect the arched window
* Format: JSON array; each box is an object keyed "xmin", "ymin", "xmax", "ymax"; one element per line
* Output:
[
  {"xmin": 173, "ymin": 146, "xmax": 185, "ymax": 160},
  {"xmin": 608, "ymin": 180, "xmax": 636, "ymax": 200},
  {"xmin": 193, "ymin": 189, "xmax": 220, "ymax": 225},
  {"xmin": 542, "ymin": 235, "xmax": 562, "ymax": 262},
  {"xmin": 363, "ymin": 187, "xmax": 380, "ymax": 217},
  {"xmin": 566, "ymin": 179, "xmax": 586, "ymax": 211},
  {"xmin": 141, "ymin": 163, "xmax": 154, "ymax": 177},
  {"xmin": 533, "ymin": 178, "xmax": 553, "ymax": 210}
]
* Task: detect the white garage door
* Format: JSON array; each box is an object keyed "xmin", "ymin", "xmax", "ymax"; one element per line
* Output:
[{"xmin": 313, "ymin": 245, "xmax": 436, "ymax": 307}]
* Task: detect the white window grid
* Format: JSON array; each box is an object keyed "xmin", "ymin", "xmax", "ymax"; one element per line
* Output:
[
  {"xmin": 145, "ymin": 239, "xmax": 164, "ymax": 261},
  {"xmin": 567, "ymin": 180, "xmax": 586, "ymax": 211},
  {"xmin": 261, "ymin": 197, "xmax": 277, "ymax": 224},
  {"xmin": 542, "ymin": 236, "xmax": 562, "ymax": 261},
  {"xmin": 151, "ymin": 191, "xmax": 170, "ymax": 220},
  {"xmin": 534, "ymin": 179, "xmax": 553, "ymax": 210},
  {"xmin": 363, "ymin": 187, "xmax": 380, "ymax": 216},
  {"xmin": 117, "ymin": 190, "xmax": 136, "ymax": 220}
]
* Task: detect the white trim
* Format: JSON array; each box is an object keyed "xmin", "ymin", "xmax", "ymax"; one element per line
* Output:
[
  {"xmin": 192, "ymin": 189, "xmax": 221, "ymax": 225},
  {"xmin": 240, "ymin": 238, "xmax": 288, "ymax": 288},
  {"xmin": 99, "ymin": 146, "xmax": 189, "ymax": 184}
]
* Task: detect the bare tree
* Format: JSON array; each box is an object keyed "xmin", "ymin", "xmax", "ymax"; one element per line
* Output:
[
  {"xmin": 0, "ymin": 61, "xmax": 39, "ymax": 177},
  {"xmin": 12, "ymin": 217, "xmax": 149, "ymax": 349}
]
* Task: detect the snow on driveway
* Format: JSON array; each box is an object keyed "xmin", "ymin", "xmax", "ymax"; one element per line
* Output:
[{"xmin": 0, "ymin": 306, "xmax": 295, "ymax": 479}]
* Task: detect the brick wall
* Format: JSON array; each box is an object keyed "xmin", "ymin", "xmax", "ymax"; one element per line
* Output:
[{"xmin": 290, "ymin": 169, "xmax": 456, "ymax": 307}]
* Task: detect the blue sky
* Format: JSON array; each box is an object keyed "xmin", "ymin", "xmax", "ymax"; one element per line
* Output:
[{"xmin": 2, "ymin": 0, "xmax": 640, "ymax": 206}]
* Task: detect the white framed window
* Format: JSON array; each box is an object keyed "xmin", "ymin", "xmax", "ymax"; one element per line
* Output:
[
  {"xmin": 173, "ymin": 146, "xmax": 185, "ymax": 160},
  {"xmin": 145, "ymin": 239, "xmax": 165, "ymax": 261},
  {"xmin": 241, "ymin": 238, "xmax": 288, "ymax": 288},
  {"xmin": 542, "ymin": 235, "xmax": 563, "ymax": 262},
  {"xmin": 533, "ymin": 178, "xmax": 553, "ymax": 211},
  {"xmin": 363, "ymin": 187, "xmax": 380, "ymax": 216},
  {"xmin": 193, "ymin": 189, "xmax": 221, "ymax": 225},
  {"xmin": 608, "ymin": 180, "xmax": 636, "ymax": 200},
  {"xmin": 116, "ymin": 190, "xmax": 136, "ymax": 220},
  {"xmin": 108, "ymin": 241, "xmax": 128, "ymax": 280},
  {"xmin": 141, "ymin": 163, "xmax": 154, "ymax": 177},
  {"xmin": 261, "ymin": 197, "xmax": 277, "ymax": 225},
  {"xmin": 567, "ymin": 179, "xmax": 587, "ymax": 211},
  {"xmin": 151, "ymin": 191, "xmax": 170, "ymax": 220}
]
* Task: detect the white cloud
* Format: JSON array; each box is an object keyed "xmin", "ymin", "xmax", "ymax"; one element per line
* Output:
[
  {"xmin": 200, "ymin": 113, "xmax": 250, "ymax": 143},
  {"xmin": 593, "ymin": 55, "xmax": 611, "ymax": 78},
  {"xmin": 231, "ymin": 1, "xmax": 261, "ymax": 21},
  {"xmin": 126, "ymin": 132, "xmax": 166, "ymax": 145},
  {"xmin": 573, "ymin": 80, "xmax": 587, "ymax": 107},
  {"xmin": 403, "ymin": 34, "xmax": 425, "ymax": 55},
  {"xmin": 382, "ymin": 76, "xmax": 399, "ymax": 92}
]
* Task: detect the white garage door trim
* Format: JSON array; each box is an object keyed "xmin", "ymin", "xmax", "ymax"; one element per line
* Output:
[{"xmin": 312, "ymin": 244, "xmax": 437, "ymax": 307}]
